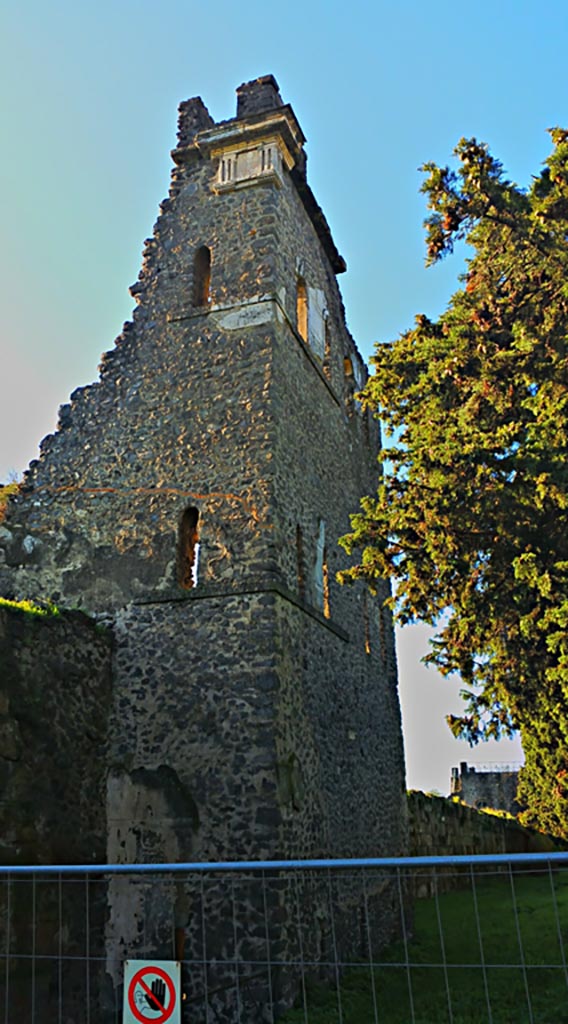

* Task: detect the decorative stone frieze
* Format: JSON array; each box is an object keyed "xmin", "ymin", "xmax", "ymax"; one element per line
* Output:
[{"xmin": 213, "ymin": 137, "xmax": 288, "ymax": 192}]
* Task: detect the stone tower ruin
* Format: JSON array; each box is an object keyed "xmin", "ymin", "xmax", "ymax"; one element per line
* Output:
[{"xmin": 1, "ymin": 76, "xmax": 407, "ymax": 1020}]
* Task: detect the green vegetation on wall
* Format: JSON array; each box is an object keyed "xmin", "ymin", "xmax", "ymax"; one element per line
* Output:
[
  {"xmin": 0, "ymin": 597, "xmax": 59, "ymax": 618},
  {"xmin": 0, "ymin": 482, "xmax": 19, "ymax": 523}
]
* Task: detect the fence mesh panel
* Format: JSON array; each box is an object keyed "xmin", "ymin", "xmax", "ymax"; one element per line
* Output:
[{"xmin": 1, "ymin": 853, "xmax": 567, "ymax": 1023}]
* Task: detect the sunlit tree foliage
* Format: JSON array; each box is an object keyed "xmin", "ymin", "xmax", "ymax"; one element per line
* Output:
[{"xmin": 340, "ymin": 131, "xmax": 568, "ymax": 838}]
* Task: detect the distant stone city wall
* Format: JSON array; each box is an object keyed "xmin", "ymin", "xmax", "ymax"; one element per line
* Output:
[{"xmin": 408, "ymin": 790, "xmax": 560, "ymax": 897}]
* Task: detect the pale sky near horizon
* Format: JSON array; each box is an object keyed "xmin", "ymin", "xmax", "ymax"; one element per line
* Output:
[{"xmin": 3, "ymin": 0, "xmax": 561, "ymax": 792}]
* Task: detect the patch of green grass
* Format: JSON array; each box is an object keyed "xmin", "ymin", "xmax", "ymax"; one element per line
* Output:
[
  {"xmin": 281, "ymin": 869, "xmax": 568, "ymax": 1024},
  {"xmin": 0, "ymin": 597, "xmax": 60, "ymax": 618}
]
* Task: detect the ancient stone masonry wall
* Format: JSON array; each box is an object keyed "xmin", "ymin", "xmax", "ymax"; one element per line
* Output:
[
  {"xmin": 0, "ymin": 76, "xmax": 408, "ymax": 1023},
  {"xmin": 0, "ymin": 80, "xmax": 368, "ymax": 614},
  {"xmin": 106, "ymin": 594, "xmax": 280, "ymax": 868},
  {"xmin": 274, "ymin": 597, "xmax": 404, "ymax": 860},
  {"xmin": 104, "ymin": 592, "xmax": 283, "ymax": 1017},
  {"xmin": 407, "ymin": 791, "xmax": 561, "ymax": 897},
  {"xmin": 0, "ymin": 317, "xmax": 276, "ymax": 612},
  {"xmin": 0, "ymin": 604, "xmax": 112, "ymax": 1022}
]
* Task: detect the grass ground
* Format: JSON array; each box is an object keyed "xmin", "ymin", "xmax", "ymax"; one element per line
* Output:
[{"xmin": 281, "ymin": 868, "xmax": 568, "ymax": 1024}]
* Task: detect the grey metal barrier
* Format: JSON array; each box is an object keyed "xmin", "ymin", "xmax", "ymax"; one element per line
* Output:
[{"xmin": 1, "ymin": 852, "xmax": 568, "ymax": 1024}]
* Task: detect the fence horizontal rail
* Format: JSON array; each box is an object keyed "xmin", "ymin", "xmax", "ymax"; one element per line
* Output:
[
  {"xmin": 2, "ymin": 853, "xmax": 568, "ymax": 1023},
  {"xmin": 2, "ymin": 850, "xmax": 568, "ymax": 874}
]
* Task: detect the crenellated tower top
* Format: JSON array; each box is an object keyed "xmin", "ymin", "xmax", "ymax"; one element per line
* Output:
[{"xmin": 173, "ymin": 76, "xmax": 346, "ymax": 275}]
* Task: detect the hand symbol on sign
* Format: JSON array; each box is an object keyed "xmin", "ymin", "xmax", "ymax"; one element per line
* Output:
[{"xmin": 145, "ymin": 978, "xmax": 166, "ymax": 1010}]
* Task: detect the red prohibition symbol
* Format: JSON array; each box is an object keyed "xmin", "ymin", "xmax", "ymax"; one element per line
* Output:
[{"xmin": 127, "ymin": 965, "xmax": 176, "ymax": 1023}]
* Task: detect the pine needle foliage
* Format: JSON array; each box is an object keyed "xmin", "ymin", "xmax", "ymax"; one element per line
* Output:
[{"xmin": 340, "ymin": 131, "xmax": 568, "ymax": 839}]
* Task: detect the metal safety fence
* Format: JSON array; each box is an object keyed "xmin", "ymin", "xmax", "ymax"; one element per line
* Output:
[{"xmin": 1, "ymin": 852, "xmax": 568, "ymax": 1024}]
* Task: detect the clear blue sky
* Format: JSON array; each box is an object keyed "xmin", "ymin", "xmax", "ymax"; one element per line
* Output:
[{"xmin": 3, "ymin": 0, "xmax": 563, "ymax": 790}]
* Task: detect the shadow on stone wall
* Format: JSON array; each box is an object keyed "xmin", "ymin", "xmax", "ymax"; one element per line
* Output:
[{"xmin": 0, "ymin": 602, "xmax": 112, "ymax": 1022}]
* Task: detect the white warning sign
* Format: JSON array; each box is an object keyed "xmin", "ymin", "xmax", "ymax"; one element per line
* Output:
[{"xmin": 123, "ymin": 960, "xmax": 181, "ymax": 1024}]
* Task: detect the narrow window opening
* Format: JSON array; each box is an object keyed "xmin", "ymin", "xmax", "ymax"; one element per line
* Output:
[
  {"xmin": 193, "ymin": 246, "xmax": 211, "ymax": 307},
  {"xmin": 344, "ymin": 356, "xmax": 355, "ymax": 414},
  {"xmin": 177, "ymin": 506, "xmax": 200, "ymax": 589},
  {"xmin": 296, "ymin": 524, "xmax": 305, "ymax": 601},
  {"xmin": 322, "ymin": 546, "xmax": 330, "ymax": 619},
  {"xmin": 323, "ymin": 316, "xmax": 332, "ymax": 381},
  {"xmin": 296, "ymin": 277, "xmax": 308, "ymax": 342},
  {"xmin": 363, "ymin": 592, "xmax": 371, "ymax": 655},
  {"xmin": 314, "ymin": 520, "xmax": 328, "ymax": 615}
]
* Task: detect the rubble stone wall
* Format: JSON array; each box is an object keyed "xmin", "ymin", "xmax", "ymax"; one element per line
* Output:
[
  {"xmin": 0, "ymin": 603, "xmax": 112, "ymax": 1022},
  {"xmin": 408, "ymin": 790, "xmax": 560, "ymax": 898},
  {"xmin": 0, "ymin": 76, "xmax": 407, "ymax": 1023},
  {"xmin": 0, "ymin": 604, "xmax": 112, "ymax": 865}
]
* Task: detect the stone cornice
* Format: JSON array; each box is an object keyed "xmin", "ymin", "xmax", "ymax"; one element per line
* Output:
[{"xmin": 171, "ymin": 108, "xmax": 346, "ymax": 276}]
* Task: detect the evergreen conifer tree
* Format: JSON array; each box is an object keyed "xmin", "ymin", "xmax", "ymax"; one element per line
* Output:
[{"xmin": 341, "ymin": 131, "xmax": 568, "ymax": 838}]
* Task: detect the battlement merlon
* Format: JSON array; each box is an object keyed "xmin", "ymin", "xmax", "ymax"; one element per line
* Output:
[
  {"xmin": 172, "ymin": 76, "xmax": 347, "ymax": 276},
  {"xmin": 236, "ymin": 74, "xmax": 284, "ymax": 117}
]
